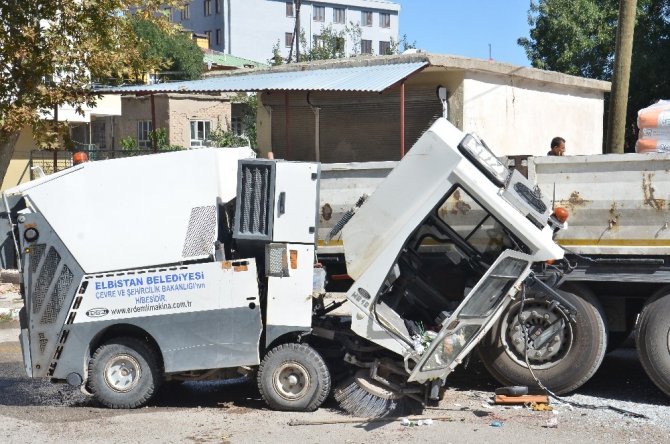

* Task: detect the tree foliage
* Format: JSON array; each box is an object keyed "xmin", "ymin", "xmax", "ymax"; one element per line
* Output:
[
  {"xmin": 0, "ymin": 0, "xmax": 186, "ymax": 183},
  {"xmin": 130, "ymin": 18, "xmax": 204, "ymax": 81},
  {"xmin": 519, "ymin": 0, "xmax": 670, "ymax": 149}
]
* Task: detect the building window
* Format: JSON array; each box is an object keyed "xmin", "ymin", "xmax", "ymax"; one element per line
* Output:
[
  {"xmin": 333, "ymin": 7, "xmax": 345, "ymax": 23},
  {"xmin": 216, "ymin": 29, "xmax": 221, "ymax": 46},
  {"xmin": 313, "ymin": 5, "xmax": 325, "ymax": 22},
  {"xmin": 231, "ymin": 117, "xmax": 243, "ymax": 136},
  {"xmin": 379, "ymin": 40, "xmax": 391, "ymax": 55},
  {"xmin": 204, "ymin": 0, "xmax": 211, "ymax": 16},
  {"xmin": 285, "ymin": 32, "xmax": 293, "ymax": 47},
  {"xmin": 205, "ymin": 30, "xmax": 212, "ymax": 46},
  {"xmin": 164, "ymin": 7, "xmax": 173, "ymax": 22},
  {"xmin": 137, "ymin": 121, "xmax": 153, "ymax": 148},
  {"xmin": 286, "ymin": 1, "xmax": 294, "ymax": 17},
  {"xmin": 380, "ymin": 12, "xmax": 390, "ymax": 28},
  {"xmin": 181, "ymin": 3, "xmax": 190, "ymax": 20},
  {"xmin": 215, "ymin": 0, "xmax": 221, "ymax": 14},
  {"xmin": 362, "ymin": 11, "xmax": 372, "ymax": 26},
  {"xmin": 190, "ymin": 120, "xmax": 211, "ymax": 147},
  {"xmin": 361, "ymin": 39, "xmax": 372, "ymax": 54}
]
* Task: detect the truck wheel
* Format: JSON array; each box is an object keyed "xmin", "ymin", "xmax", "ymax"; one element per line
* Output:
[
  {"xmin": 257, "ymin": 343, "xmax": 331, "ymax": 412},
  {"xmin": 636, "ymin": 294, "xmax": 670, "ymax": 397},
  {"xmin": 478, "ymin": 290, "xmax": 607, "ymax": 394},
  {"xmin": 88, "ymin": 337, "xmax": 161, "ymax": 409}
]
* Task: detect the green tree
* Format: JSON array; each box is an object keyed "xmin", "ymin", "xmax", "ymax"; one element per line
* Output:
[
  {"xmin": 389, "ymin": 34, "xmax": 418, "ymax": 54},
  {"xmin": 0, "ymin": 0, "xmax": 186, "ymax": 185},
  {"xmin": 518, "ymin": 0, "xmax": 670, "ymax": 150},
  {"xmin": 131, "ymin": 17, "xmax": 204, "ymax": 81}
]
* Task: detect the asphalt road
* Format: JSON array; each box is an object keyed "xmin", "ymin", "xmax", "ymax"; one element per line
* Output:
[{"xmin": 1, "ymin": 320, "xmax": 669, "ymax": 443}]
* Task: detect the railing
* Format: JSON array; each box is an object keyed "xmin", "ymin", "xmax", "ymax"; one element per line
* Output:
[{"xmin": 29, "ymin": 149, "xmax": 156, "ymax": 180}]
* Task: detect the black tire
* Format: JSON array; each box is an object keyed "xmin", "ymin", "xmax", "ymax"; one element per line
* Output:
[
  {"xmin": 257, "ymin": 343, "xmax": 331, "ymax": 412},
  {"xmin": 88, "ymin": 336, "xmax": 161, "ymax": 409},
  {"xmin": 636, "ymin": 294, "xmax": 670, "ymax": 397},
  {"xmin": 478, "ymin": 289, "xmax": 607, "ymax": 394}
]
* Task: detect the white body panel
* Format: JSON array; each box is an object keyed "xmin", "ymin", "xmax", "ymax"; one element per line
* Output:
[
  {"xmin": 272, "ymin": 162, "xmax": 319, "ymax": 244},
  {"xmin": 266, "ymin": 244, "xmax": 315, "ymax": 331},
  {"xmin": 5, "ymin": 148, "xmax": 254, "ymax": 273},
  {"xmin": 74, "ymin": 260, "xmax": 260, "ymax": 324}
]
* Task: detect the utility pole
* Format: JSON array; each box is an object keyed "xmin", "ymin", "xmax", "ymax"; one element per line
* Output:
[{"xmin": 606, "ymin": 0, "xmax": 637, "ymax": 154}]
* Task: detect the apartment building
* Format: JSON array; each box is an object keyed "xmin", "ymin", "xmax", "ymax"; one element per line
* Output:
[{"xmin": 168, "ymin": 0, "xmax": 400, "ymax": 63}]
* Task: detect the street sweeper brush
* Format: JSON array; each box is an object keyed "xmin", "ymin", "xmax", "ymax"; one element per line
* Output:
[{"xmin": 333, "ymin": 370, "xmax": 422, "ymax": 418}]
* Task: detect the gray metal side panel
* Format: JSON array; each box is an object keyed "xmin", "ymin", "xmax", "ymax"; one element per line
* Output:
[{"xmin": 53, "ymin": 307, "xmax": 263, "ymax": 379}]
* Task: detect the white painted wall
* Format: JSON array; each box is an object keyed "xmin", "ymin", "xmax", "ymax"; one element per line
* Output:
[
  {"xmin": 461, "ymin": 73, "xmax": 605, "ymax": 156},
  {"xmin": 173, "ymin": 0, "xmax": 400, "ymax": 63}
]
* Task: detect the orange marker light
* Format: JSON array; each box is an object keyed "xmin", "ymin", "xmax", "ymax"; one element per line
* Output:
[
  {"xmin": 73, "ymin": 151, "xmax": 89, "ymax": 165},
  {"xmin": 553, "ymin": 207, "xmax": 569, "ymax": 223}
]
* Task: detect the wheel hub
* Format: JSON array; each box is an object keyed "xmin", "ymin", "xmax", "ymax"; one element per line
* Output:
[
  {"xmin": 273, "ymin": 361, "xmax": 310, "ymax": 401},
  {"xmin": 502, "ymin": 300, "xmax": 573, "ymax": 369},
  {"xmin": 104, "ymin": 353, "xmax": 141, "ymax": 393}
]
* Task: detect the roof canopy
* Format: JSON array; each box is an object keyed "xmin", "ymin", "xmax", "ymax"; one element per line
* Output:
[{"xmin": 96, "ymin": 62, "xmax": 428, "ymax": 95}]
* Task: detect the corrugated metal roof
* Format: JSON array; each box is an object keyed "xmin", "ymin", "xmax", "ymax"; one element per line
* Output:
[{"xmin": 96, "ymin": 62, "xmax": 427, "ymax": 94}]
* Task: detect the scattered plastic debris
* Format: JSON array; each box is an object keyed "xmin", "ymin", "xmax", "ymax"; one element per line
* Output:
[
  {"xmin": 545, "ymin": 417, "xmax": 559, "ymax": 428},
  {"xmin": 400, "ymin": 417, "xmax": 434, "ymax": 427},
  {"xmin": 481, "ymin": 403, "xmax": 494, "ymax": 410},
  {"xmin": 490, "ymin": 421, "xmax": 504, "ymax": 428},
  {"xmin": 530, "ymin": 402, "xmax": 553, "ymax": 412}
]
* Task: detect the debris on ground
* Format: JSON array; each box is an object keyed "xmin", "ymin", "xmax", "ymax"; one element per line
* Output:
[
  {"xmin": 490, "ymin": 421, "xmax": 504, "ymax": 428},
  {"xmin": 545, "ymin": 417, "xmax": 559, "ymax": 428}
]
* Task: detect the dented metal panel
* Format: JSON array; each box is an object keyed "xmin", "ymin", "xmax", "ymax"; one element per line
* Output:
[{"xmin": 529, "ymin": 153, "xmax": 670, "ymax": 255}]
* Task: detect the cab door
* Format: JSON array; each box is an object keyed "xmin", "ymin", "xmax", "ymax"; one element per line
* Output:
[{"xmin": 407, "ymin": 250, "xmax": 532, "ymax": 383}]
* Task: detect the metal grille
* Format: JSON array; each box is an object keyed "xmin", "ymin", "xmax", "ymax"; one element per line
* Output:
[
  {"xmin": 238, "ymin": 163, "xmax": 272, "ymax": 238},
  {"xmin": 181, "ymin": 206, "xmax": 217, "ymax": 258},
  {"xmin": 40, "ymin": 265, "xmax": 74, "ymax": 325},
  {"xmin": 30, "ymin": 244, "xmax": 46, "ymax": 273},
  {"xmin": 32, "ymin": 247, "xmax": 61, "ymax": 314},
  {"xmin": 266, "ymin": 244, "xmax": 289, "ymax": 277},
  {"xmin": 38, "ymin": 333, "xmax": 47, "ymax": 353}
]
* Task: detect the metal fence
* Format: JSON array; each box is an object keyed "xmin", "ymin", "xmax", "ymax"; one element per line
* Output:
[{"xmin": 29, "ymin": 149, "xmax": 156, "ymax": 180}]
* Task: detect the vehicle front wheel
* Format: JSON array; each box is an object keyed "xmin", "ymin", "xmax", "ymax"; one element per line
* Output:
[
  {"xmin": 257, "ymin": 343, "xmax": 331, "ymax": 412},
  {"xmin": 636, "ymin": 293, "xmax": 670, "ymax": 397},
  {"xmin": 478, "ymin": 289, "xmax": 607, "ymax": 394},
  {"xmin": 88, "ymin": 337, "xmax": 161, "ymax": 408}
]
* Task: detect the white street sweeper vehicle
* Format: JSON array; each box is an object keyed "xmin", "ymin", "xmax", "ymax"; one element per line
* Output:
[{"xmin": 2, "ymin": 118, "xmax": 571, "ymax": 416}]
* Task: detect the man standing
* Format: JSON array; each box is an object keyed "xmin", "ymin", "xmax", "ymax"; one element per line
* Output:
[{"xmin": 548, "ymin": 137, "xmax": 566, "ymax": 156}]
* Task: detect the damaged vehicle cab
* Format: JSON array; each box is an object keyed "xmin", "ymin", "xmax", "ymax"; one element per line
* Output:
[{"xmin": 335, "ymin": 118, "xmax": 569, "ymax": 415}]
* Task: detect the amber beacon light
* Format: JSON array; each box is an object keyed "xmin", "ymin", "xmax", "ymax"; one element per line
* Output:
[{"xmin": 553, "ymin": 207, "xmax": 569, "ymax": 223}]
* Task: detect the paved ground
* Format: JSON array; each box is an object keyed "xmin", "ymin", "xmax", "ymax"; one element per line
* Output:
[{"xmin": 2, "ymin": 282, "xmax": 669, "ymax": 443}]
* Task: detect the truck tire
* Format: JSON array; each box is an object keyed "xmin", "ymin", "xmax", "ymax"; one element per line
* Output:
[
  {"xmin": 636, "ymin": 293, "xmax": 670, "ymax": 397},
  {"xmin": 257, "ymin": 343, "xmax": 331, "ymax": 412},
  {"xmin": 88, "ymin": 337, "xmax": 161, "ymax": 409},
  {"xmin": 478, "ymin": 289, "xmax": 607, "ymax": 394}
]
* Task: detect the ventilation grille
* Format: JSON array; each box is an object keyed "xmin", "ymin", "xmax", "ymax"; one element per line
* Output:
[
  {"xmin": 40, "ymin": 265, "xmax": 74, "ymax": 325},
  {"xmin": 32, "ymin": 247, "xmax": 61, "ymax": 314},
  {"xmin": 30, "ymin": 244, "xmax": 46, "ymax": 273},
  {"xmin": 182, "ymin": 206, "xmax": 217, "ymax": 258},
  {"xmin": 266, "ymin": 244, "xmax": 289, "ymax": 277},
  {"xmin": 237, "ymin": 163, "xmax": 272, "ymax": 239}
]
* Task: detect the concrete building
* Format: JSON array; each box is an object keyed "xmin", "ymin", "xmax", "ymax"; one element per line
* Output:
[{"xmin": 169, "ymin": 0, "xmax": 401, "ymax": 63}]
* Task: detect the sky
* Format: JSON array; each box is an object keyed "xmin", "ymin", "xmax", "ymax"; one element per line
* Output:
[{"xmin": 396, "ymin": 0, "xmax": 533, "ymax": 67}]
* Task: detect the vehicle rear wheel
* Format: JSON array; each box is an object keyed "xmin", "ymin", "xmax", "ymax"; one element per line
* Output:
[
  {"xmin": 478, "ymin": 289, "xmax": 607, "ymax": 394},
  {"xmin": 636, "ymin": 293, "xmax": 670, "ymax": 397},
  {"xmin": 257, "ymin": 343, "xmax": 331, "ymax": 412},
  {"xmin": 88, "ymin": 337, "xmax": 161, "ymax": 408}
]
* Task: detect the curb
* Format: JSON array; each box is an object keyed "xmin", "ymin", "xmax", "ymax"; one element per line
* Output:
[{"xmin": 0, "ymin": 269, "xmax": 20, "ymax": 285}]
